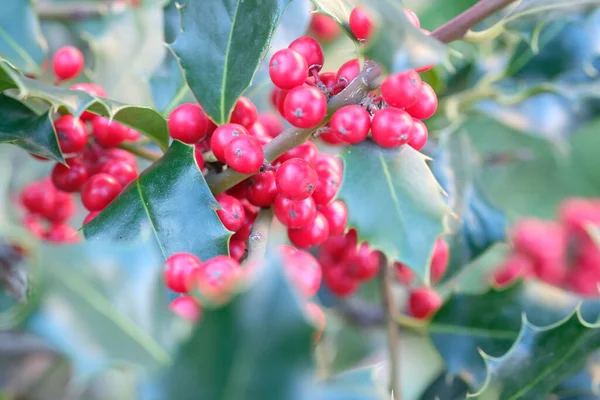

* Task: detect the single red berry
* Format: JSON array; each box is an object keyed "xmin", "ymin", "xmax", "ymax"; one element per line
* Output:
[
  {"xmin": 54, "ymin": 115, "xmax": 88, "ymax": 154},
  {"xmin": 210, "ymin": 123, "xmax": 248, "ymax": 163},
  {"xmin": 125, "ymin": 127, "xmax": 141, "ymax": 142},
  {"xmin": 46, "ymin": 191, "xmax": 75, "ymax": 223},
  {"xmin": 305, "ymin": 302, "xmax": 326, "ymax": 342},
  {"xmin": 314, "ymin": 153, "xmax": 342, "ymax": 175},
  {"xmin": 276, "ymin": 158, "xmax": 318, "ymax": 200},
  {"xmin": 21, "ymin": 180, "xmax": 57, "ymax": 216},
  {"xmin": 248, "ymin": 122, "xmax": 272, "ymax": 146},
  {"xmin": 230, "ymin": 96, "xmax": 258, "ymax": 129},
  {"xmin": 83, "ymin": 211, "xmax": 100, "ymax": 224},
  {"xmin": 193, "ymin": 255, "xmax": 241, "ymax": 290},
  {"xmin": 216, "ymin": 193, "xmax": 245, "ymax": 232},
  {"xmin": 51, "ymin": 158, "xmax": 89, "ymax": 192},
  {"xmin": 322, "ymin": 263, "xmax": 359, "ymax": 297},
  {"xmin": 164, "ymin": 252, "xmax": 202, "ymax": 293},
  {"xmin": 289, "ymin": 36, "xmax": 324, "ymax": 73},
  {"xmin": 511, "ymin": 219, "xmax": 566, "ymax": 278},
  {"xmin": 272, "ymin": 88, "xmax": 289, "ymax": 117},
  {"xmin": 277, "ymin": 141, "xmax": 317, "ymax": 165},
  {"xmin": 194, "ymin": 143, "xmax": 206, "ymax": 170},
  {"xmin": 168, "ymin": 103, "xmax": 209, "ymax": 144},
  {"xmin": 349, "ymin": 6, "xmax": 373, "ymax": 41},
  {"xmin": 345, "ymin": 243, "xmax": 381, "ymax": 280},
  {"xmin": 320, "ymin": 130, "xmax": 345, "ymax": 145},
  {"xmin": 283, "ymin": 86, "xmax": 327, "ymax": 129},
  {"xmin": 224, "ymin": 135, "xmax": 264, "ymax": 174},
  {"xmin": 371, "ymin": 108, "xmax": 413, "ymax": 148},
  {"xmin": 288, "ymin": 211, "xmax": 330, "ymax": 249},
  {"xmin": 281, "ymin": 246, "xmax": 322, "ymax": 297},
  {"xmin": 312, "ymin": 166, "xmax": 341, "ymax": 206},
  {"xmin": 100, "ymin": 148, "xmax": 137, "ymax": 168},
  {"xmin": 394, "ymin": 262, "xmax": 415, "ymax": 285},
  {"xmin": 380, "ymin": 70, "xmax": 423, "ymax": 109},
  {"xmin": 52, "ymin": 46, "xmax": 84, "ymax": 81},
  {"xmin": 69, "ymin": 83, "xmax": 107, "ymax": 121},
  {"xmin": 404, "ymin": 8, "xmax": 420, "ymax": 28},
  {"xmin": 408, "ymin": 288, "xmax": 442, "ymax": 319},
  {"xmin": 310, "ymin": 14, "xmax": 341, "ymax": 42},
  {"xmin": 407, "ymin": 119, "xmax": 428, "ymax": 151},
  {"xmin": 492, "ymin": 253, "xmax": 533, "ymax": 287},
  {"xmin": 258, "ymin": 113, "xmax": 284, "ymax": 138},
  {"xmin": 247, "ymin": 171, "xmax": 277, "ymax": 208},
  {"xmin": 320, "ymin": 200, "xmax": 347, "ymax": 236},
  {"xmin": 274, "ymin": 195, "xmax": 317, "ymax": 229},
  {"xmin": 430, "ymin": 238, "xmax": 449, "ymax": 284},
  {"xmin": 99, "ymin": 160, "xmax": 138, "ymax": 187},
  {"xmin": 330, "ymin": 105, "xmax": 370, "ymax": 144},
  {"xmin": 170, "ymin": 296, "xmax": 202, "ymax": 322},
  {"xmin": 231, "ymin": 208, "xmax": 257, "ymax": 243},
  {"xmin": 81, "ymin": 173, "xmax": 123, "ymax": 211},
  {"xmin": 92, "ymin": 116, "xmax": 129, "ymax": 148},
  {"xmin": 405, "ymin": 83, "xmax": 438, "ymax": 120},
  {"xmin": 269, "ymin": 48, "xmax": 308, "ymax": 90},
  {"xmin": 23, "ymin": 214, "xmax": 45, "ymax": 238},
  {"xmin": 336, "ymin": 59, "xmax": 360, "ymax": 84},
  {"xmin": 319, "ymin": 72, "xmax": 338, "ymax": 90},
  {"xmin": 229, "ymin": 240, "xmax": 247, "ymax": 262},
  {"xmin": 45, "ymin": 223, "xmax": 80, "ymax": 243}
]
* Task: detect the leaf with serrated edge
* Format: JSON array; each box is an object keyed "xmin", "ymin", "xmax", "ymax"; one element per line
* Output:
[
  {"xmin": 337, "ymin": 141, "xmax": 449, "ymax": 283},
  {"xmin": 170, "ymin": 0, "xmax": 291, "ymax": 125},
  {"xmin": 0, "ymin": 60, "xmax": 169, "ymax": 151},
  {"xmin": 84, "ymin": 141, "xmax": 230, "ymax": 261}
]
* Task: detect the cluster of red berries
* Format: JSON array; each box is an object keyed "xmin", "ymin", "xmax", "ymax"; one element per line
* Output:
[{"xmin": 491, "ymin": 198, "xmax": 600, "ymax": 297}]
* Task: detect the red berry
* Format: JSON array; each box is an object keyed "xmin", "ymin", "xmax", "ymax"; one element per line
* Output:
[
  {"xmin": 229, "ymin": 240, "xmax": 247, "ymax": 262},
  {"xmin": 336, "ymin": 59, "xmax": 360, "ymax": 84},
  {"xmin": 70, "ymin": 83, "xmax": 107, "ymax": 121},
  {"xmin": 320, "ymin": 200, "xmax": 347, "ymax": 236},
  {"xmin": 46, "ymin": 191, "xmax": 75, "ymax": 223},
  {"xmin": 272, "ymin": 88, "xmax": 289, "ymax": 117},
  {"xmin": 381, "ymin": 70, "xmax": 423, "ymax": 109},
  {"xmin": 310, "ymin": 14, "xmax": 340, "ymax": 42},
  {"xmin": 230, "ymin": 96, "xmax": 258, "ymax": 129},
  {"xmin": 231, "ymin": 207, "xmax": 257, "ymax": 243},
  {"xmin": 276, "ymin": 158, "xmax": 318, "ymax": 200},
  {"xmin": 52, "ymin": 46, "xmax": 84, "ymax": 81},
  {"xmin": 216, "ymin": 194, "xmax": 245, "ymax": 232},
  {"xmin": 320, "ymin": 129, "xmax": 345, "ymax": 145},
  {"xmin": 248, "ymin": 122, "xmax": 272, "ymax": 146},
  {"xmin": 247, "ymin": 171, "xmax": 277, "ymax": 208},
  {"xmin": 51, "ymin": 158, "xmax": 89, "ymax": 192},
  {"xmin": 170, "ymin": 296, "xmax": 201, "ymax": 322},
  {"xmin": 394, "ymin": 262, "xmax": 415, "ymax": 285},
  {"xmin": 281, "ymin": 246, "xmax": 322, "ymax": 297},
  {"xmin": 314, "ymin": 153, "xmax": 342, "ymax": 175},
  {"xmin": 164, "ymin": 252, "xmax": 202, "ymax": 293},
  {"xmin": 45, "ymin": 223, "xmax": 79, "ymax": 243},
  {"xmin": 83, "ymin": 211, "xmax": 100, "ymax": 224},
  {"xmin": 492, "ymin": 253, "xmax": 532, "ymax": 287},
  {"xmin": 92, "ymin": 116, "xmax": 129, "ymax": 148},
  {"xmin": 289, "ymin": 36, "xmax": 324, "ymax": 73},
  {"xmin": 559, "ymin": 198, "xmax": 600, "ymax": 237},
  {"xmin": 210, "ymin": 123, "xmax": 248, "ymax": 163},
  {"xmin": 23, "ymin": 214, "xmax": 45, "ymax": 238},
  {"xmin": 430, "ymin": 239, "xmax": 449, "ymax": 284},
  {"xmin": 269, "ymin": 48, "xmax": 308, "ymax": 90},
  {"xmin": 101, "ymin": 148, "xmax": 137, "ymax": 168},
  {"xmin": 258, "ymin": 113, "xmax": 284, "ymax": 138},
  {"xmin": 312, "ymin": 166, "xmax": 341, "ymax": 206},
  {"xmin": 21, "ymin": 180, "xmax": 56, "ymax": 216},
  {"xmin": 409, "ymin": 288, "xmax": 442, "ymax": 319},
  {"xmin": 404, "ymin": 8, "xmax": 420, "ymax": 28},
  {"xmin": 277, "ymin": 141, "xmax": 317, "ymax": 165},
  {"xmin": 288, "ymin": 212, "xmax": 330, "ymax": 249},
  {"xmin": 224, "ymin": 135, "xmax": 264, "ymax": 174},
  {"xmin": 81, "ymin": 173, "xmax": 123, "ymax": 211},
  {"xmin": 405, "ymin": 83, "xmax": 438, "ymax": 120},
  {"xmin": 168, "ymin": 103, "xmax": 209, "ymax": 144},
  {"xmin": 322, "ymin": 263, "xmax": 359, "ymax": 297},
  {"xmin": 349, "ymin": 6, "xmax": 373, "ymax": 41},
  {"xmin": 125, "ymin": 127, "xmax": 141, "ymax": 142},
  {"xmin": 330, "ymin": 105, "xmax": 370, "ymax": 144},
  {"xmin": 193, "ymin": 255, "xmax": 241, "ymax": 290},
  {"xmin": 274, "ymin": 195, "xmax": 317, "ymax": 228},
  {"xmin": 99, "ymin": 160, "xmax": 138, "ymax": 187},
  {"xmin": 305, "ymin": 302, "xmax": 326, "ymax": 342},
  {"xmin": 194, "ymin": 143, "xmax": 206, "ymax": 170},
  {"xmin": 54, "ymin": 115, "xmax": 88, "ymax": 154},
  {"xmin": 319, "ymin": 72, "xmax": 338, "ymax": 89},
  {"xmin": 283, "ymin": 86, "xmax": 327, "ymax": 129},
  {"xmin": 371, "ymin": 108, "xmax": 413, "ymax": 148},
  {"xmin": 407, "ymin": 119, "xmax": 428, "ymax": 151},
  {"xmin": 345, "ymin": 243, "xmax": 381, "ymax": 280}
]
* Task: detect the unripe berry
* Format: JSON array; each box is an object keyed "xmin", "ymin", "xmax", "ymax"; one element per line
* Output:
[
  {"xmin": 230, "ymin": 96, "xmax": 258, "ymax": 129},
  {"xmin": 336, "ymin": 59, "xmax": 360, "ymax": 84},
  {"xmin": 164, "ymin": 252, "xmax": 202, "ymax": 293},
  {"xmin": 349, "ymin": 6, "xmax": 373, "ymax": 41},
  {"xmin": 274, "ymin": 195, "xmax": 317, "ymax": 229},
  {"xmin": 283, "ymin": 86, "xmax": 327, "ymax": 129},
  {"xmin": 405, "ymin": 83, "xmax": 438, "ymax": 120},
  {"xmin": 211, "ymin": 123, "xmax": 248, "ymax": 163},
  {"xmin": 330, "ymin": 105, "xmax": 370, "ymax": 144},
  {"xmin": 269, "ymin": 48, "xmax": 308, "ymax": 90},
  {"xmin": 81, "ymin": 173, "xmax": 122, "ymax": 211},
  {"xmin": 371, "ymin": 108, "xmax": 413, "ymax": 148},
  {"xmin": 288, "ymin": 211, "xmax": 330, "ymax": 249},
  {"xmin": 51, "ymin": 158, "xmax": 89, "ymax": 192},
  {"xmin": 408, "ymin": 288, "xmax": 442, "ymax": 319},
  {"xmin": 276, "ymin": 158, "xmax": 318, "ymax": 200},
  {"xmin": 52, "ymin": 46, "xmax": 84, "ymax": 81},
  {"xmin": 170, "ymin": 296, "xmax": 201, "ymax": 322},
  {"xmin": 224, "ymin": 135, "xmax": 264, "ymax": 174},
  {"xmin": 216, "ymin": 193, "xmax": 245, "ymax": 232},
  {"xmin": 288, "ymin": 36, "xmax": 324, "ymax": 73},
  {"xmin": 380, "ymin": 70, "xmax": 423, "ymax": 109},
  {"xmin": 168, "ymin": 103, "xmax": 209, "ymax": 144},
  {"xmin": 54, "ymin": 115, "xmax": 88, "ymax": 154}
]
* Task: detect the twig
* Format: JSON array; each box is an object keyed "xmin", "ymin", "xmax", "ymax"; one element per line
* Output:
[
  {"xmin": 245, "ymin": 208, "xmax": 273, "ymax": 264},
  {"xmin": 118, "ymin": 142, "xmax": 162, "ymax": 162},
  {"xmin": 36, "ymin": 1, "xmax": 127, "ymax": 20},
  {"xmin": 380, "ymin": 261, "xmax": 401, "ymax": 399}
]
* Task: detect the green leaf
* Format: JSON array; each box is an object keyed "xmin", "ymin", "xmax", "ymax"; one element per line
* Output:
[
  {"xmin": 362, "ymin": 0, "xmax": 449, "ymax": 73},
  {"xmin": 316, "ymin": 366, "xmax": 383, "ymax": 400},
  {"xmin": 27, "ymin": 238, "xmax": 174, "ymax": 378},
  {"xmin": 159, "ymin": 254, "xmax": 315, "ymax": 400},
  {"xmin": 0, "ymin": 94, "xmax": 63, "ymax": 163},
  {"xmin": 171, "ymin": 0, "xmax": 291, "ymax": 125},
  {"xmin": 0, "ymin": 60, "xmax": 170, "ymax": 151},
  {"xmin": 472, "ymin": 310, "xmax": 600, "ymax": 399},
  {"xmin": 0, "ymin": 1, "xmax": 46, "ymax": 75},
  {"xmin": 337, "ymin": 140, "xmax": 449, "ymax": 283},
  {"xmin": 84, "ymin": 141, "xmax": 230, "ymax": 261}
]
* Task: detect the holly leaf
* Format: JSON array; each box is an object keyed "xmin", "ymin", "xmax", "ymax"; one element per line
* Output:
[
  {"xmin": 0, "ymin": 1, "xmax": 46, "ymax": 76},
  {"xmin": 315, "ymin": 366, "xmax": 383, "ymax": 400},
  {"xmin": 472, "ymin": 310, "xmax": 600, "ymax": 399},
  {"xmin": 0, "ymin": 94, "xmax": 64, "ymax": 163},
  {"xmin": 0, "ymin": 60, "xmax": 170, "ymax": 151},
  {"xmin": 84, "ymin": 141, "xmax": 230, "ymax": 261},
  {"xmin": 158, "ymin": 254, "xmax": 315, "ymax": 400},
  {"xmin": 26, "ymin": 238, "xmax": 174, "ymax": 378},
  {"xmin": 170, "ymin": 0, "xmax": 291, "ymax": 125},
  {"xmin": 337, "ymin": 140, "xmax": 449, "ymax": 283}
]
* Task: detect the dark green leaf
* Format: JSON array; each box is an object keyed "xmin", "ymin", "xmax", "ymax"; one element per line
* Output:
[
  {"xmin": 472, "ymin": 310, "xmax": 600, "ymax": 399},
  {"xmin": 84, "ymin": 141, "xmax": 230, "ymax": 261},
  {"xmin": 553, "ymin": 357, "xmax": 600, "ymax": 399},
  {"xmin": 363, "ymin": 0, "xmax": 448, "ymax": 73},
  {"xmin": 170, "ymin": 0, "xmax": 291, "ymax": 124},
  {"xmin": 416, "ymin": 0, "xmax": 478, "ymax": 31},
  {"xmin": 0, "ymin": 1, "xmax": 46, "ymax": 75},
  {"xmin": 0, "ymin": 60, "xmax": 169, "ymax": 151},
  {"xmin": 159, "ymin": 254, "xmax": 315, "ymax": 400},
  {"xmin": 0, "ymin": 94, "xmax": 63, "ymax": 163},
  {"xmin": 337, "ymin": 140, "xmax": 449, "ymax": 283},
  {"xmin": 419, "ymin": 371, "xmax": 469, "ymax": 400}
]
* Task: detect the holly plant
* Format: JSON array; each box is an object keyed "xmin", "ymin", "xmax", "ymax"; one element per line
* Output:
[{"xmin": 2, "ymin": 0, "xmax": 600, "ymax": 399}]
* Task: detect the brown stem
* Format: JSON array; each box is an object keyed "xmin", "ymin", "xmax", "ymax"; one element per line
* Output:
[
  {"xmin": 431, "ymin": 0, "xmax": 518, "ymax": 43},
  {"xmin": 118, "ymin": 142, "xmax": 162, "ymax": 162},
  {"xmin": 36, "ymin": 1, "xmax": 127, "ymax": 20}
]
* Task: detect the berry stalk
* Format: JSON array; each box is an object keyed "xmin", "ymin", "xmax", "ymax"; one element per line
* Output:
[{"xmin": 117, "ymin": 143, "xmax": 161, "ymax": 162}]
